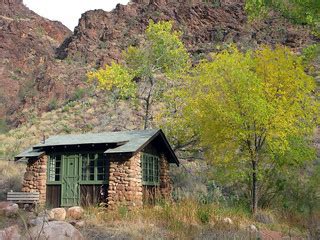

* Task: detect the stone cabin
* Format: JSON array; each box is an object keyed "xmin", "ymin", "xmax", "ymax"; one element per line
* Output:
[{"xmin": 15, "ymin": 129, "xmax": 179, "ymax": 208}]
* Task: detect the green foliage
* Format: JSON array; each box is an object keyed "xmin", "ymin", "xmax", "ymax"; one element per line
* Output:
[
  {"xmin": 202, "ymin": 0, "xmax": 221, "ymax": 7},
  {"xmin": 0, "ymin": 119, "xmax": 8, "ymax": 134},
  {"xmin": 18, "ymin": 80, "xmax": 37, "ymax": 102},
  {"xmin": 245, "ymin": 0, "xmax": 320, "ymax": 33},
  {"xmin": 197, "ymin": 206, "xmax": 211, "ymax": 224},
  {"xmin": 118, "ymin": 206, "xmax": 129, "ymax": 219},
  {"xmin": 302, "ymin": 44, "xmax": 320, "ymax": 62},
  {"xmin": 166, "ymin": 45, "xmax": 319, "ymax": 211},
  {"xmin": 48, "ymin": 98, "xmax": 58, "ymax": 111},
  {"xmin": 70, "ymin": 87, "xmax": 86, "ymax": 102}
]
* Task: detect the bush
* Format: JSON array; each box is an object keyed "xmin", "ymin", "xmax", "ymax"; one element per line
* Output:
[
  {"xmin": 197, "ymin": 206, "xmax": 211, "ymax": 224},
  {"xmin": 0, "ymin": 119, "xmax": 8, "ymax": 134},
  {"xmin": 48, "ymin": 98, "xmax": 58, "ymax": 111},
  {"xmin": 0, "ymin": 160, "xmax": 25, "ymax": 200},
  {"xmin": 70, "ymin": 87, "xmax": 86, "ymax": 102}
]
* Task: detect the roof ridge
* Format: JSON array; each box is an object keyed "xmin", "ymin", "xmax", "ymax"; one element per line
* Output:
[{"xmin": 47, "ymin": 128, "xmax": 160, "ymax": 139}]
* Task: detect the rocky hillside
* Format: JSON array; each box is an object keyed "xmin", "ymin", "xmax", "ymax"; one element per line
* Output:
[
  {"xmin": 57, "ymin": 0, "xmax": 317, "ymax": 67},
  {"xmin": 1, "ymin": 0, "xmax": 319, "ymax": 130},
  {"xmin": 0, "ymin": 0, "xmax": 73, "ymax": 125}
]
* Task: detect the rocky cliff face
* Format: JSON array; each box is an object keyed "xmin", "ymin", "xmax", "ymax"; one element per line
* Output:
[
  {"xmin": 58, "ymin": 0, "xmax": 316, "ymax": 68},
  {"xmin": 0, "ymin": 0, "xmax": 73, "ymax": 125},
  {"xmin": 0, "ymin": 0, "xmax": 318, "ymax": 128}
]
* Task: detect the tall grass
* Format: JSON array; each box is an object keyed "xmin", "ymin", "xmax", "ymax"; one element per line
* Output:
[
  {"xmin": 0, "ymin": 160, "xmax": 26, "ymax": 200},
  {"xmin": 82, "ymin": 199, "xmax": 256, "ymax": 239}
]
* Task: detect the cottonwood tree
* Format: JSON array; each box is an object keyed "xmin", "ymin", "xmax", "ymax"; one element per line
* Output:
[
  {"xmin": 170, "ymin": 46, "xmax": 319, "ymax": 213},
  {"xmin": 88, "ymin": 20, "xmax": 190, "ymax": 129}
]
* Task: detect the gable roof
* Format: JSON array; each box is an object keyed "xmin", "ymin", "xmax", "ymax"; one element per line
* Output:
[{"xmin": 16, "ymin": 129, "xmax": 179, "ymax": 165}]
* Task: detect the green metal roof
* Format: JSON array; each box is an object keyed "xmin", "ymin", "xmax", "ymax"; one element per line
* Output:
[
  {"xmin": 15, "ymin": 148, "xmax": 45, "ymax": 158},
  {"xmin": 16, "ymin": 129, "xmax": 179, "ymax": 165},
  {"xmin": 33, "ymin": 129, "xmax": 159, "ymax": 149}
]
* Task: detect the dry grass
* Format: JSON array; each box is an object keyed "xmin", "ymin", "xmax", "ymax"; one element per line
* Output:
[
  {"xmin": 81, "ymin": 200, "xmax": 259, "ymax": 239},
  {"xmin": 78, "ymin": 199, "xmax": 312, "ymax": 239},
  {"xmin": 0, "ymin": 94, "xmax": 143, "ymax": 159},
  {"xmin": 0, "ymin": 160, "xmax": 26, "ymax": 200}
]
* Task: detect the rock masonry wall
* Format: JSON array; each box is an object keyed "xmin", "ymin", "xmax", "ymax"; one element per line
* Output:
[
  {"xmin": 159, "ymin": 154, "xmax": 172, "ymax": 199},
  {"xmin": 107, "ymin": 153, "xmax": 143, "ymax": 209},
  {"xmin": 21, "ymin": 151, "xmax": 173, "ymax": 208},
  {"xmin": 22, "ymin": 155, "xmax": 47, "ymax": 204}
]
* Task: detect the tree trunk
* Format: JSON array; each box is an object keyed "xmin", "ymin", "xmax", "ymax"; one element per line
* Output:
[
  {"xmin": 144, "ymin": 98, "xmax": 150, "ymax": 130},
  {"xmin": 252, "ymin": 159, "xmax": 258, "ymax": 214}
]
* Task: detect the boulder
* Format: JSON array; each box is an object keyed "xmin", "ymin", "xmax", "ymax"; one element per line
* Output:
[
  {"xmin": 28, "ymin": 216, "xmax": 49, "ymax": 227},
  {"xmin": 0, "ymin": 225, "xmax": 21, "ymax": 240},
  {"xmin": 223, "ymin": 217, "xmax": 233, "ymax": 225},
  {"xmin": 29, "ymin": 221, "xmax": 84, "ymax": 240},
  {"xmin": 0, "ymin": 201, "xmax": 19, "ymax": 217},
  {"xmin": 247, "ymin": 224, "xmax": 258, "ymax": 232},
  {"xmin": 75, "ymin": 221, "xmax": 85, "ymax": 228},
  {"xmin": 49, "ymin": 208, "xmax": 66, "ymax": 221},
  {"xmin": 67, "ymin": 206, "xmax": 84, "ymax": 220}
]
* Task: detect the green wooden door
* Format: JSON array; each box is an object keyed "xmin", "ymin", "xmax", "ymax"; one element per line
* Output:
[{"xmin": 61, "ymin": 154, "xmax": 80, "ymax": 206}]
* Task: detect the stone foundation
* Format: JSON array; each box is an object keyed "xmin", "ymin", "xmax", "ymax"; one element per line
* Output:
[
  {"xmin": 22, "ymin": 155, "xmax": 47, "ymax": 204},
  {"xmin": 107, "ymin": 153, "xmax": 143, "ymax": 209}
]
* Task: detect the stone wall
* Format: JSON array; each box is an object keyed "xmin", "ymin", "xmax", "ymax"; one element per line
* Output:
[
  {"xmin": 159, "ymin": 154, "xmax": 172, "ymax": 199},
  {"xmin": 107, "ymin": 153, "xmax": 143, "ymax": 209},
  {"xmin": 141, "ymin": 153, "xmax": 173, "ymax": 203},
  {"xmin": 22, "ymin": 155, "xmax": 47, "ymax": 204}
]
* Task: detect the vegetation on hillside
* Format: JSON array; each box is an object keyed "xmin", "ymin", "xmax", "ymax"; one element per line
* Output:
[
  {"xmin": 245, "ymin": 0, "xmax": 320, "ymax": 34},
  {"xmin": 88, "ymin": 20, "xmax": 190, "ymax": 129}
]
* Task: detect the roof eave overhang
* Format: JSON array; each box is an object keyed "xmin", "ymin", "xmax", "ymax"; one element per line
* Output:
[{"xmin": 133, "ymin": 129, "xmax": 179, "ymax": 166}]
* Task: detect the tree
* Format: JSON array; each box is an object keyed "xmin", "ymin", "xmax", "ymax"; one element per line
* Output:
[
  {"xmin": 87, "ymin": 20, "xmax": 190, "ymax": 129},
  {"xmin": 171, "ymin": 45, "xmax": 319, "ymax": 213}
]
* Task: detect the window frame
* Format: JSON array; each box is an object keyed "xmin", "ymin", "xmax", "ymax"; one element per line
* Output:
[
  {"xmin": 47, "ymin": 154, "xmax": 62, "ymax": 184},
  {"xmin": 47, "ymin": 152, "xmax": 109, "ymax": 185},
  {"xmin": 141, "ymin": 153, "xmax": 160, "ymax": 186},
  {"xmin": 80, "ymin": 153, "xmax": 108, "ymax": 184}
]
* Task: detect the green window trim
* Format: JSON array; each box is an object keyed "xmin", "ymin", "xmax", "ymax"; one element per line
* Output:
[
  {"xmin": 47, "ymin": 154, "xmax": 61, "ymax": 183},
  {"xmin": 80, "ymin": 153, "xmax": 108, "ymax": 183},
  {"xmin": 47, "ymin": 152, "xmax": 109, "ymax": 185},
  {"xmin": 141, "ymin": 153, "xmax": 160, "ymax": 186}
]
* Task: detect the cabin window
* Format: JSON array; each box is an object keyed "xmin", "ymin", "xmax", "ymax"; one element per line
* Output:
[
  {"xmin": 81, "ymin": 153, "xmax": 107, "ymax": 182},
  {"xmin": 47, "ymin": 155, "xmax": 61, "ymax": 182},
  {"xmin": 142, "ymin": 153, "xmax": 160, "ymax": 186}
]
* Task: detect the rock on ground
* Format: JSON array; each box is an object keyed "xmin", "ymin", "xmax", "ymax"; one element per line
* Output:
[
  {"xmin": 0, "ymin": 201, "xmax": 19, "ymax": 217},
  {"xmin": 247, "ymin": 224, "xmax": 258, "ymax": 232},
  {"xmin": 0, "ymin": 225, "xmax": 21, "ymax": 240},
  {"xmin": 223, "ymin": 217, "xmax": 233, "ymax": 225},
  {"xmin": 67, "ymin": 206, "xmax": 84, "ymax": 220},
  {"xmin": 29, "ymin": 221, "xmax": 84, "ymax": 240},
  {"xmin": 49, "ymin": 208, "xmax": 66, "ymax": 221},
  {"xmin": 28, "ymin": 216, "xmax": 49, "ymax": 227}
]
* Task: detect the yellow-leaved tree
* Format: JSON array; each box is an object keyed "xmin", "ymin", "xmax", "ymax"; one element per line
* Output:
[
  {"xmin": 87, "ymin": 20, "xmax": 190, "ymax": 129},
  {"xmin": 165, "ymin": 45, "xmax": 319, "ymax": 213}
]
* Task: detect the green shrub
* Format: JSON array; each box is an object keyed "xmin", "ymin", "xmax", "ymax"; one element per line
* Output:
[
  {"xmin": 0, "ymin": 119, "xmax": 8, "ymax": 134},
  {"xmin": 197, "ymin": 206, "xmax": 211, "ymax": 224},
  {"xmin": 48, "ymin": 98, "xmax": 58, "ymax": 111},
  {"xmin": 118, "ymin": 206, "xmax": 129, "ymax": 219},
  {"xmin": 70, "ymin": 87, "xmax": 86, "ymax": 102}
]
